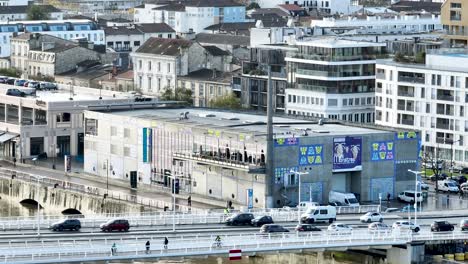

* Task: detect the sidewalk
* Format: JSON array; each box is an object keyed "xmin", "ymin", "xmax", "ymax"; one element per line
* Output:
[{"xmin": 0, "ymin": 159, "xmax": 228, "ymax": 211}]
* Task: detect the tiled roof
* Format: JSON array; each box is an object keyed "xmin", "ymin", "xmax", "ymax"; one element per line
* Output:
[
  {"xmin": 104, "ymin": 26, "xmax": 143, "ymax": 36},
  {"xmin": 196, "ymin": 33, "xmax": 250, "ymax": 47},
  {"xmin": 104, "ymin": 23, "xmax": 174, "ymax": 36},
  {"xmin": 137, "ymin": 23, "xmax": 175, "ymax": 33},
  {"xmin": 179, "ymin": 68, "xmax": 238, "ymax": 83},
  {"xmin": 203, "ymin": 45, "xmax": 230, "ymax": 56},
  {"xmin": 152, "ymin": 0, "xmax": 242, "ymax": 11},
  {"xmin": 115, "ymin": 70, "xmax": 134, "ymax": 80},
  {"xmin": 135, "ymin": 38, "xmax": 193, "ymax": 56}
]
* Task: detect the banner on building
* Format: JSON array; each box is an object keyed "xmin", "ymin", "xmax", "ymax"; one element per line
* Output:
[
  {"xmin": 332, "ymin": 136, "xmax": 362, "ymax": 172},
  {"xmin": 371, "ymin": 141, "xmax": 394, "ymax": 161},
  {"xmin": 299, "ymin": 144, "xmax": 323, "ymax": 166},
  {"xmin": 142, "ymin": 128, "xmax": 152, "ymax": 163},
  {"xmin": 274, "ymin": 137, "xmax": 299, "ymax": 147},
  {"xmin": 247, "ymin": 189, "xmax": 253, "ymax": 209}
]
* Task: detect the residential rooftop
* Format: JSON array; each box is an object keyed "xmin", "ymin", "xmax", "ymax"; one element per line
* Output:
[
  {"xmin": 196, "ymin": 33, "xmax": 250, "ymax": 47},
  {"xmin": 294, "ymin": 37, "xmax": 386, "ymax": 48}
]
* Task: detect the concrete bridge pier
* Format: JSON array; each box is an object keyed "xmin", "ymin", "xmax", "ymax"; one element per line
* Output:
[{"xmin": 387, "ymin": 242, "xmax": 425, "ymax": 264}]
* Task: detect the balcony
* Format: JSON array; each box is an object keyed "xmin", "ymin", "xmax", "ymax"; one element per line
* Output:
[
  {"xmin": 173, "ymin": 152, "xmax": 265, "ymax": 173},
  {"xmin": 376, "ymin": 72, "xmax": 385, "ymax": 80},
  {"xmin": 398, "ymin": 76, "xmax": 425, "ymax": 84},
  {"xmin": 436, "ymin": 122, "xmax": 453, "ymax": 130},
  {"xmin": 437, "ymin": 94, "xmax": 454, "ymax": 101},
  {"xmin": 397, "ymin": 92, "xmax": 414, "ymax": 97},
  {"xmin": 287, "ymin": 52, "xmax": 383, "ymax": 62},
  {"xmin": 401, "ymin": 119, "xmax": 414, "ymax": 126}
]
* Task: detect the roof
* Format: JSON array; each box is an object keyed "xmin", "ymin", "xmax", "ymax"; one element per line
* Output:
[
  {"xmin": 135, "ymin": 38, "xmax": 193, "ymax": 56},
  {"xmin": 390, "ymin": 1, "xmax": 441, "ymax": 13},
  {"xmin": 295, "ymin": 37, "xmax": 387, "ymax": 48},
  {"xmin": 179, "ymin": 68, "xmax": 237, "ymax": 83},
  {"xmin": 152, "ymin": 0, "xmax": 242, "ymax": 11},
  {"xmin": 0, "ymin": 4, "xmax": 61, "ymax": 15},
  {"xmin": 94, "ymin": 108, "xmax": 391, "ymax": 138},
  {"xmin": 277, "ymin": 4, "xmax": 304, "ymax": 11},
  {"xmin": 104, "ymin": 26, "xmax": 142, "ymax": 36},
  {"xmin": 248, "ymin": 13, "xmax": 288, "ymax": 27},
  {"xmin": 33, "ymin": 42, "xmax": 78, "ymax": 53},
  {"xmin": 250, "ymin": 8, "xmax": 289, "ymax": 17},
  {"xmin": 203, "ymin": 45, "xmax": 230, "ymax": 56},
  {"xmin": 115, "ymin": 70, "xmax": 134, "ymax": 80},
  {"xmin": 136, "ymin": 23, "xmax": 175, "ymax": 33},
  {"xmin": 152, "ymin": 3, "xmax": 186, "ymax": 11},
  {"xmin": 196, "ymin": 33, "xmax": 250, "ymax": 47},
  {"xmin": 109, "ymin": 17, "xmax": 131, "ymax": 23}
]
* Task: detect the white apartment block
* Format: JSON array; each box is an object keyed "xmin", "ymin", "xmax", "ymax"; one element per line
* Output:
[
  {"xmin": 375, "ymin": 49, "xmax": 468, "ymax": 166},
  {"xmin": 253, "ymin": 0, "xmax": 361, "ymax": 14},
  {"xmin": 285, "ymin": 38, "xmax": 386, "ymax": 123},
  {"xmin": 311, "ymin": 14, "xmax": 442, "ymax": 34}
]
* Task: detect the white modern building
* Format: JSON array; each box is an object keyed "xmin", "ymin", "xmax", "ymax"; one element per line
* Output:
[
  {"xmin": 133, "ymin": 0, "xmax": 246, "ymax": 34},
  {"xmin": 0, "ymin": 19, "xmax": 105, "ymax": 57},
  {"xmin": 375, "ymin": 49, "xmax": 468, "ymax": 166},
  {"xmin": 285, "ymin": 38, "xmax": 386, "ymax": 123},
  {"xmin": 0, "ymin": 0, "xmax": 28, "ymax": 6},
  {"xmin": 253, "ymin": 0, "xmax": 361, "ymax": 14},
  {"xmin": 311, "ymin": 14, "xmax": 442, "ymax": 34}
]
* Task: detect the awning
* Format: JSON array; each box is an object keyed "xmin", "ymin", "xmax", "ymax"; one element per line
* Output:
[{"xmin": 0, "ymin": 132, "xmax": 19, "ymax": 143}]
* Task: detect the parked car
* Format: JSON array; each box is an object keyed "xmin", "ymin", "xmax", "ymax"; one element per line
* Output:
[
  {"xmin": 14, "ymin": 79, "xmax": 27, "ymax": 86},
  {"xmin": 431, "ymin": 221, "xmax": 454, "ymax": 232},
  {"xmin": 368, "ymin": 222, "xmax": 391, "ymax": 233},
  {"xmin": 462, "ymin": 168, "xmax": 468, "ymax": 174},
  {"xmin": 430, "ymin": 174, "xmax": 447, "ymax": 182},
  {"xmin": 359, "ymin": 212, "xmax": 383, "ymax": 223},
  {"xmin": 0, "ymin": 77, "xmax": 7, "ymax": 83},
  {"xmin": 31, "ymin": 152, "xmax": 48, "ymax": 161},
  {"xmin": 460, "ymin": 219, "xmax": 468, "ymax": 231},
  {"xmin": 27, "ymin": 81, "xmax": 40, "ymax": 89},
  {"xmin": 50, "ymin": 219, "xmax": 81, "ymax": 231},
  {"xmin": 392, "ymin": 221, "xmax": 420, "ymax": 233},
  {"xmin": 327, "ymin": 223, "xmax": 353, "ymax": 233},
  {"xmin": 251, "ymin": 215, "xmax": 273, "ymax": 227},
  {"xmin": 295, "ymin": 224, "xmax": 321, "ymax": 232},
  {"xmin": 437, "ymin": 180, "xmax": 459, "ymax": 193},
  {"xmin": 39, "ymin": 82, "xmax": 58, "ymax": 90},
  {"xmin": 225, "ymin": 213, "xmax": 254, "ymax": 226},
  {"xmin": 418, "ymin": 181, "xmax": 430, "ymax": 190},
  {"xmin": 100, "ymin": 219, "xmax": 129, "ymax": 232},
  {"xmin": 5, "ymin": 88, "xmax": 25, "ymax": 97},
  {"xmin": 5, "ymin": 78, "xmax": 16, "ymax": 85},
  {"xmin": 397, "ymin": 191, "xmax": 423, "ymax": 203},
  {"xmin": 451, "ymin": 175, "xmax": 467, "ymax": 185},
  {"xmin": 259, "ymin": 224, "xmax": 289, "ymax": 233}
]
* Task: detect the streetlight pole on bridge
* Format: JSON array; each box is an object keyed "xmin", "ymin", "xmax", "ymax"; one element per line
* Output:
[
  {"xmin": 408, "ymin": 169, "xmax": 424, "ymax": 225},
  {"xmin": 290, "ymin": 170, "xmax": 309, "ymax": 224}
]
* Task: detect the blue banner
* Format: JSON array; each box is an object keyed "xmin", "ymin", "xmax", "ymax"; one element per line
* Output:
[
  {"xmin": 274, "ymin": 137, "xmax": 299, "ymax": 147},
  {"xmin": 299, "ymin": 145, "xmax": 323, "ymax": 166},
  {"xmin": 142, "ymin": 128, "xmax": 152, "ymax": 163},
  {"xmin": 333, "ymin": 136, "xmax": 362, "ymax": 172},
  {"xmin": 371, "ymin": 141, "xmax": 394, "ymax": 161},
  {"xmin": 247, "ymin": 189, "xmax": 253, "ymax": 209}
]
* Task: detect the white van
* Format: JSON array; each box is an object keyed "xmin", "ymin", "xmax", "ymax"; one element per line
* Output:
[
  {"xmin": 397, "ymin": 191, "xmax": 423, "ymax": 203},
  {"xmin": 329, "ymin": 191, "xmax": 360, "ymax": 207},
  {"xmin": 300, "ymin": 206, "xmax": 337, "ymax": 224},
  {"xmin": 437, "ymin": 180, "xmax": 459, "ymax": 193}
]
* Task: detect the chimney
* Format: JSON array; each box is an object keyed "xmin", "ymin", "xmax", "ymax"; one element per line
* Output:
[{"xmin": 212, "ymin": 69, "xmax": 216, "ymax": 79}]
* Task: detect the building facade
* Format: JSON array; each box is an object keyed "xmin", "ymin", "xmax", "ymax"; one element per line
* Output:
[
  {"xmin": 441, "ymin": 0, "xmax": 468, "ymax": 47},
  {"xmin": 376, "ymin": 49, "xmax": 468, "ymax": 167},
  {"xmin": 285, "ymin": 38, "xmax": 386, "ymax": 123},
  {"xmin": 84, "ymin": 107, "xmax": 420, "ymax": 208},
  {"xmin": 253, "ymin": 0, "xmax": 361, "ymax": 14},
  {"xmin": 0, "ymin": 5, "xmax": 63, "ymax": 22}
]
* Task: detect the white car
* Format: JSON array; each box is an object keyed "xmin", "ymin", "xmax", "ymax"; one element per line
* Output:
[
  {"xmin": 327, "ymin": 223, "xmax": 353, "ymax": 233},
  {"xmin": 360, "ymin": 212, "xmax": 383, "ymax": 223},
  {"xmin": 392, "ymin": 220, "xmax": 420, "ymax": 233},
  {"xmin": 418, "ymin": 181, "xmax": 430, "ymax": 190},
  {"xmin": 368, "ymin": 222, "xmax": 391, "ymax": 233}
]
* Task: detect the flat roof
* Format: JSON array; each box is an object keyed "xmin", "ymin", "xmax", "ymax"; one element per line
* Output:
[
  {"xmin": 295, "ymin": 38, "xmax": 386, "ymax": 48},
  {"xmin": 377, "ymin": 58, "xmax": 468, "ymax": 74},
  {"xmin": 95, "ymin": 108, "xmax": 392, "ymax": 138}
]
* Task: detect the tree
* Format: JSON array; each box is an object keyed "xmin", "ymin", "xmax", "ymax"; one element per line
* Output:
[
  {"xmin": 423, "ymin": 150, "xmax": 444, "ymax": 191},
  {"xmin": 246, "ymin": 2, "xmax": 260, "ymax": 10},
  {"xmin": 160, "ymin": 87, "xmax": 193, "ymax": 105},
  {"xmin": 210, "ymin": 93, "xmax": 242, "ymax": 110},
  {"xmin": 0, "ymin": 68, "xmax": 20, "ymax": 78},
  {"xmin": 415, "ymin": 51, "xmax": 426, "ymax": 64},
  {"xmin": 27, "ymin": 5, "xmax": 50, "ymax": 21},
  {"xmin": 393, "ymin": 52, "xmax": 408, "ymax": 63}
]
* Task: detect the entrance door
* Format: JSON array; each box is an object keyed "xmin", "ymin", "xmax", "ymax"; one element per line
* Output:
[
  {"xmin": 57, "ymin": 136, "xmax": 70, "ymax": 157},
  {"xmin": 30, "ymin": 137, "xmax": 44, "ymax": 156},
  {"xmin": 77, "ymin": 133, "xmax": 84, "ymax": 156}
]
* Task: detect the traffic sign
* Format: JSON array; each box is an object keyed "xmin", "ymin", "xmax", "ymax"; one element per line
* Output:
[{"xmin": 229, "ymin": 249, "xmax": 242, "ymax": 260}]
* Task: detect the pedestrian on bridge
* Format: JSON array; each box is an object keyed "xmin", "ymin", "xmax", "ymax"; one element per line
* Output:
[
  {"xmin": 111, "ymin": 243, "xmax": 117, "ymax": 256},
  {"xmin": 145, "ymin": 240, "xmax": 150, "ymax": 254},
  {"xmin": 13, "ymin": 157, "xmax": 16, "ymax": 167},
  {"xmin": 188, "ymin": 196, "xmax": 192, "ymax": 207},
  {"xmin": 164, "ymin": 237, "xmax": 168, "ymax": 249}
]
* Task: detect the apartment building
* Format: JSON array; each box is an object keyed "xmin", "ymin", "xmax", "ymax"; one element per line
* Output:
[
  {"xmin": 441, "ymin": 0, "xmax": 468, "ymax": 47},
  {"xmin": 253, "ymin": 0, "xmax": 361, "ymax": 14},
  {"xmin": 285, "ymin": 38, "xmax": 386, "ymax": 123},
  {"xmin": 375, "ymin": 49, "xmax": 468, "ymax": 166}
]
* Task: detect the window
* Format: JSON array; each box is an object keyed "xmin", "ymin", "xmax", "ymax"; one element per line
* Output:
[
  {"xmin": 157, "ymin": 62, "xmax": 161, "ymax": 72},
  {"xmin": 138, "ymin": 76, "xmax": 142, "ymax": 88},
  {"xmin": 111, "ymin": 144, "xmax": 118, "ymax": 155},
  {"xmin": 124, "ymin": 147, "xmax": 130, "ymax": 157},
  {"xmin": 167, "ymin": 63, "xmax": 171, "ymax": 73},
  {"xmin": 342, "ymin": 99, "xmax": 347, "ymax": 106},
  {"xmin": 328, "ymin": 99, "xmax": 337, "ymax": 106},
  {"xmin": 138, "ymin": 60, "xmax": 142, "ymax": 70},
  {"xmin": 157, "ymin": 78, "xmax": 161, "ymax": 91},
  {"xmin": 209, "ymin": 85, "xmax": 214, "ymax": 95},
  {"xmin": 451, "ymin": 3, "xmax": 462, "ymax": 8},
  {"xmin": 111, "ymin": 126, "xmax": 117, "ymax": 136},
  {"xmin": 124, "ymin": 128, "xmax": 130, "ymax": 138},
  {"xmin": 134, "ymin": 41, "xmax": 140, "ymax": 46},
  {"xmin": 56, "ymin": 113, "xmax": 71, "ymax": 123},
  {"xmin": 148, "ymin": 77, "xmax": 152, "ymax": 91},
  {"xmin": 148, "ymin": 61, "xmax": 151, "ymax": 71}
]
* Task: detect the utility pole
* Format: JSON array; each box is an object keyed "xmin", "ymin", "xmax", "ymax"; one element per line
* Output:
[{"xmin": 266, "ymin": 65, "xmax": 274, "ymax": 208}]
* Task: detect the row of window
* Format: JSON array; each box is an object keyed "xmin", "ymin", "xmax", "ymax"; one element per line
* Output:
[
  {"xmin": 138, "ymin": 60, "xmax": 172, "ymax": 73},
  {"xmin": 287, "ymin": 94, "xmax": 374, "ymax": 107},
  {"xmin": 287, "ymin": 110, "xmax": 374, "ymax": 123}
]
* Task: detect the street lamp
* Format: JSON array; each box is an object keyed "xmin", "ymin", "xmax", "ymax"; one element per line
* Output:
[
  {"xmin": 408, "ymin": 169, "xmax": 424, "ymax": 225},
  {"xmin": 9, "ymin": 173, "xmax": 15, "ymax": 217},
  {"xmin": 34, "ymin": 175, "xmax": 44, "ymax": 236},
  {"xmin": 166, "ymin": 173, "xmax": 183, "ymax": 232},
  {"xmin": 290, "ymin": 170, "xmax": 309, "ymax": 224}
]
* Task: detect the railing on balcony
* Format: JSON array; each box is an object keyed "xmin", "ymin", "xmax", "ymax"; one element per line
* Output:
[
  {"xmin": 173, "ymin": 152, "xmax": 266, "ymax": 172},
  {"xmin": 437, "ymin": 94, "xmax": 454, "ymax": 101},
  {"xmin": 401, "ymin": 119, "xmax": 414, "ymax": 125},
  {"xmin": 397, "ymin": 92, "xmax": 414, "ymax": 97},
  {"xmin": 436, "ymin": 123, "xmax": 453, "ymax": 130},
  {"xmin": 398, "ymin": 76, "xmax": 425, "ymax": 84}
]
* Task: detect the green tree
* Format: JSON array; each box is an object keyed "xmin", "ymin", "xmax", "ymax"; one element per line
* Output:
[
  {"xmin": 160, "ymin": 87, "xmax": 193, "ymax": 104},
  {"xmin": 246, "ymin": 2, "xmax": 260, "ymax": 10},
  {"xmin": 27, "ymin": 5, "xmax": 50, "ymax": 21},
  {"xmin": 415, "ymin": 51, "xmax": 426, "ymax": 64},
  {"xmin": 210, "ymin": 93, "xmax": 242, "ymax": 110},
  {"xmin": 0, "ymin": 68, "xmax": 20, "ymax": 78},
  {"xmin": 393, "ymin": 52, "xmax": 408, "ymax": 63}
]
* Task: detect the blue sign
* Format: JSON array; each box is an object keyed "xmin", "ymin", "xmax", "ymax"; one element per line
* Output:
[
  {"xmin": 371, "ymin": 141, "xmax": 394, "ymax": 161},
  {"xmin": 299, "ymin": 145, "xmax": 323, "ymax": 166},
  {"xmin": 142, "ymin": 128, "xmax": 153, "ymax": 163},
  {"xmin": 247, "ymin": 189, "xmax": 253, "ymax": 209},
  {"xmin": 274, "ymin": 137, "xmax": 299, "ymax": 147},
  {"xmin": 333, "ymin": 136, "xmax": 362, "ymax": 172}
]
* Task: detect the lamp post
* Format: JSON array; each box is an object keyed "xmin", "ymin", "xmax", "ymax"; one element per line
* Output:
[
  {"xmin": 408, "ymin": 169, "xmax": 424, "ymax": 225},
  {"xmin": 105, "ymin": 159, "xmax": 109, "ymax": 197},
  {"xmin": 290, "ymin": 170, "xmax": 309, "ymax": 224},
  {"xmin": 9, "ymin": 173, "xmax": 15, "ymax": 217},
  {"xmin": 167, "ymin": 173, "xmax": 183, "ymax": 232},
  {"xmin": 99, "ymin": 80, "xmax": 103, "ymax": 100},
  {"xmin": 35, "ymin": 175, "xmax": 43, "ymax": 236}
]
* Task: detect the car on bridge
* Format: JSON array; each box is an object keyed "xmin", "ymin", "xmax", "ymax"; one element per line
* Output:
[
  {"xmin": 368, "ymin": 222, "xmax": 391, "ymax": 233},
  {"xmin": 295, "ymin": 224, "xmax": 321, "ymax": 232},
  {"xmin": 225, "ymin": 213, "xmax": 254, "ymax": 226},
  {"xmin": 431, "ymin": 221, "xmax": 454, "ymax": 232},
  {"xmin": 100, "ymin": 219, "xmax": 130, "ymax": 232},
  {"xmin": 49, "ymin": 219, "xmax": 81, "ymax": 232},
  {"xmin": 460, "ymin": 219, "xmax": 468, "ymax": 231},
  {"xmin": 392, "ymin": 221, "xmax": 420, "ymax": 233},
  {"xmin": 327, "ymin": 223, "xmax": 353, "ymax": 233},
  {"xmin": 251, "ymin": 215, "xmax": 273, "ymax": 227},
  {"xmin": 359, "ymin": 212, "xmax": 383, "ymax": 223},
  {"xmin": 259, "ymin": 224, "xmax": 289, "ymax": 233},
  {"xmin": 300, "ymin": 206, "xmax": 336, "ymax": 224}
]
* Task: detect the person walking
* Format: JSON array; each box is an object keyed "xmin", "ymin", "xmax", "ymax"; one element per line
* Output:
[
  {"xmin": 187, "ymin": 196, "xmax": 192, "ymax": 207},
  {"xmin": 145, "ymin": 240, "xmax": 150, "ymax": 254},
  {"xmin": 386, "ymin": 193, "xmax": 391, "ymax": 202},
  {"xmin": 12, "ymin": 157, "xmax": 16, "ymax": 167},
  {"xmin": 164, "ymin": 237, "xmax": 168, "ymax": 249},
  {"xmin": 111, "ymin": 243, "xmax": 117, "ymax": 256},
  {"xmin": 228, "ymin": 200, "xmax": 233, "ymax": 209}
]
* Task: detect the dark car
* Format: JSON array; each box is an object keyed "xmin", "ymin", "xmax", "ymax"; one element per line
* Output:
[
  {"xmin": 39, "ymin": 82, "xmax": 58, "ymax": 90},
  {"xmin": 31, "ymin": 152, "xmax": 48, "ymax": 161},
  {"xmin": 431, "ymin": 221, "xmax": 454, "ymax": 232},
  {"xmin": 50, "ymin": 219, "xmax": 81, "ymax": 231},
  {"xmin": 260, "ymin": 224, "xmax": 289, "ymax": 233},
  {"xmin": 100, "ymin": 219, "xmax": 130, "ymax": 232},
  {"xmin": 295, "ymin": 224, "xmax": 321, "ymax": 232},
  {"xmin": 6, "ymin": 78, "xmax": 16, "ymax": 85},
  {"xmin": 430, "ymin": 174, "xmax": 447, "ymax": 181},
  {"xmin": 451, "ymin": 175, "xmax": 467, "ymax": 185},
  {"xmin": 462, "ymin": 168, "xmax": 468, "ymax": 174},
  {"xmin": 251, "ymin": 215, "xmax": 273, "ymax": 227},
  {"xmin": 225, "ymin": 213, "xmax": 254, "ymax": 226}
]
